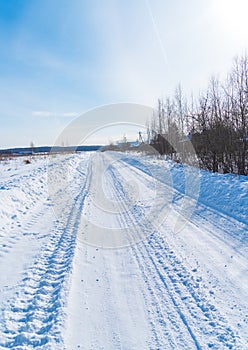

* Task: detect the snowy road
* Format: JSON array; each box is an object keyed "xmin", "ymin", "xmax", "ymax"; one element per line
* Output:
[{"xmin": 0, "ymin": 152, "xmax": 247, "ymax": 349}]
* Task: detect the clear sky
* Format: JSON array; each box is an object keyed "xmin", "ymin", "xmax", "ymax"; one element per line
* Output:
[{"xmin": 1, "ymin": 0, "xmax": 248, "ymax": 148}]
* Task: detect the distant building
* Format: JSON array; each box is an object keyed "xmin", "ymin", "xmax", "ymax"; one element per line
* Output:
[{"xmin": 117, "ymin": 140, "xmax": 140, "ymax": 149}]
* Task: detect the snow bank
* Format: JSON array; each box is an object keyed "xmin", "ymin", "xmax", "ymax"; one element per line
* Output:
[{"xmin": 123, "ymin": 153, "xmax": 248, "ymax": 226}]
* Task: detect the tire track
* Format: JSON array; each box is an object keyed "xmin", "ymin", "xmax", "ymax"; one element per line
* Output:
[
  {"xmin": 107, "ymin": 156, "xmax": 240, "ymax": 349},
  {"xmin": 0, "ymin": 159, "xmax": 91, "ymax": 349},
  {"xmin": 106, "ymin": 161, "xmax": 194, "ymax": 349}
]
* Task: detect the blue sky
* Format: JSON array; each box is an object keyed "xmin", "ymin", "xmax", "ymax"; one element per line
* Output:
[{"xmin": 1, "ymin": 0, "xmax": 248, "ymax": 148}]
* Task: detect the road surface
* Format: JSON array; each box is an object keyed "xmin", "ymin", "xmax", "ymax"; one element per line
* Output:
[{"xmin": 0, "ymin": 152, "xmax": 247, "ymax": 349}]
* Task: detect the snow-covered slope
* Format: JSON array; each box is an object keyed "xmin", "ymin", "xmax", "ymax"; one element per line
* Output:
[{"xmin": 0, "ymin": 152, "xmax": 247, "ymax": 349}]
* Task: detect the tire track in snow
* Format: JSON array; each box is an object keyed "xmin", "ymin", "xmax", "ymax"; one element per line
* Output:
[
  {"xmin": 106, "ymin": 163, "xmax": 193, "ymax": 349},
  {"xmin": 108, "ymin": 157, "xmax": 240, "ymax": 349},
  {"xmin": 116, "ymin": 155, "xmax": 247, "ymax": 348},
  {"xmin": 0, "ymin": 159, "xmax": 91, "ymax": 349},
  {"xmin": 146, "ymin": 232, "xmax": 239, "ymax": 348}
]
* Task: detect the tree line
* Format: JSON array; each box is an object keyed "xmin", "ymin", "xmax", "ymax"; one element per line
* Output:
[{"xmin": 148, "ymin": 54, "xmax": 248, "ymax": 175}]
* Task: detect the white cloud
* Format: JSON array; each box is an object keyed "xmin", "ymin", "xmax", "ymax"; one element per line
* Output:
[{"xmin": 32, "ymin": 111, "xmax": 78, "ymax": 118}]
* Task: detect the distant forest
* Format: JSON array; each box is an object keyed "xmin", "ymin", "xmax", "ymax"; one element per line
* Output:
[{"xmin": 149, "ymin": 54, "xmax": 248, "ymax": 175}]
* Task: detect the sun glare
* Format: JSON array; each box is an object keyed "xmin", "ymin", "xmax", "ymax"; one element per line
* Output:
[{"xmin": 211, "ymin": 0, "xmax": 248, "ymax": 39}]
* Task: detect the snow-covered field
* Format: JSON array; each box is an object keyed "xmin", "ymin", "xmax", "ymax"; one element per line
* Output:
[{"xmin": 0, "ymin": 151, "xmax": 247, "ymax": 349}]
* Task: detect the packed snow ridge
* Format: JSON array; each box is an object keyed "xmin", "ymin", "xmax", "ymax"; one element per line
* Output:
[{"xmin": 0, "ymin": 151, "xmax": 247, "ymax": 349}]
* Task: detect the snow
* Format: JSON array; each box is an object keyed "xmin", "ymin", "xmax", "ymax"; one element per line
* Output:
[{"xmin": 0, "ymin": 152, "xmax": 247, "ymax": 349}]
